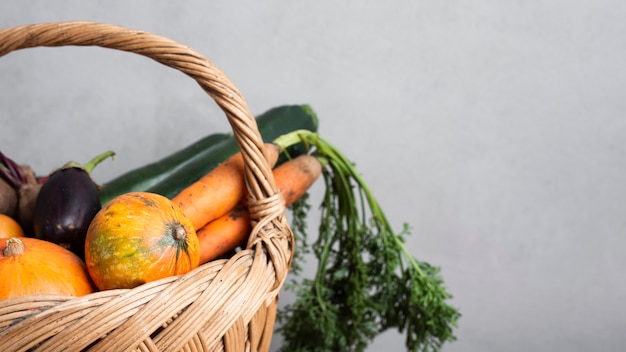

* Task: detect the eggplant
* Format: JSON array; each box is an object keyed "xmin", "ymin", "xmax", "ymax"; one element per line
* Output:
[{"xmin": 33, "ymin": 151, "xmax": 114, "ymax": 259}]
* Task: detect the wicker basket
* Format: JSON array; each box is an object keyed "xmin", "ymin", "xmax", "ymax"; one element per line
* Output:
[{"xmin": 0, "ymin": 21, "xmax": 294, "ymax": 352}]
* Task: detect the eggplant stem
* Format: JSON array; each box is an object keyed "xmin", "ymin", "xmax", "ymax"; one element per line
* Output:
[{"xmin": 83, "ymin": 151, "xmax": 116, "ymax": 174}]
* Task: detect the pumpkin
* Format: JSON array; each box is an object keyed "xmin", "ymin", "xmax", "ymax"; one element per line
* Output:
[
  {"xmin": 85, "ymin": 192, "xmax": 200, "ymax": 290},
  {"xmin": 0, "ymin": 237, "xmax": 95, "ymax": 299},
  {"xmin": 0, "ymin": 214, "xmax": 24, "ymax": 238}
]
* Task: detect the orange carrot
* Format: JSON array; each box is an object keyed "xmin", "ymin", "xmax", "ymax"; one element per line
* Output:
[
  {"xmin": 172, "ymin": 143, "xmax": 280, "ymax": 231},
  {"xmin": 272, "ymin": 154, "xmax": 324, "ymax": 206},
  {"xmin": 196, "ymin": 204, "xmax": 251, "ymax": 264},
  {"xmin": 197, "ymin": 154, "xmax": 323, "ymax": 264}
]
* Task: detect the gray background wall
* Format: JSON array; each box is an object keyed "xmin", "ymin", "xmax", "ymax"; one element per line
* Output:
[{"xmin": 1, "ymin": 2, "xmax": 625, "ymax": 351}]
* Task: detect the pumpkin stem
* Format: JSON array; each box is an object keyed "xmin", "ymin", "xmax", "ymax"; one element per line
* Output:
[
  {"xmin": 172, "ymin": 223, "xmax": 187, "ymax": 242},
  {"xmin": 3, "ymin": 237, "xmax": 25, "ymax": 257}
]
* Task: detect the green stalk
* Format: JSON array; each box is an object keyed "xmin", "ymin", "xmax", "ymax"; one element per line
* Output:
[
  {"xmin": 276, "ymin": 130, "xmax": 425, "ymax": 277},
  {"xmin": 83, "ymin": 150, "xmax": 116, "ymax": 173},
  {"xmin": 61, "ymin": 150, "xmax": 116, "ymax": 174}
]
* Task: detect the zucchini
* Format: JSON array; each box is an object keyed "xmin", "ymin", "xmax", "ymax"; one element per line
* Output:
[
  {"xmin": 100, "ymin": 104, "xmax": 318, "ymax": 203},
  {"xmin": 99, "ymin": 132, "xmax": 230, "ymax": 205}
]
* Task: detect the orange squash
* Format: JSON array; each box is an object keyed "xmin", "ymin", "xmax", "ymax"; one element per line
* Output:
[
  {"xmin": 0, "ymin": 237, "xmax": 95, "ymax": 299},
  {"xmin": 85, "ymin": 192, "xmax": 200, "ymax": 290},
  {"xmin": 0, "ymin": 214, "xmax": 24, "ymax": 238}
]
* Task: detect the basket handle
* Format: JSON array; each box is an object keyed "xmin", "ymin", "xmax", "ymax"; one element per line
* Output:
[{"xmin": 0, "ymin": 21, "xmax": 292, "ymax": 278}]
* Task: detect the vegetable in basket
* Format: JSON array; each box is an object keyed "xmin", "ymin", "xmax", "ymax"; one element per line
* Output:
[
  {"xmin": 0, "ymin": 236, "xmax": 95, "ymax": 299},
  {"xmin": 85, "ymin": 191, "xmax": 199, "ymax": 291},
  {"xmin": 272, "ymin": 130, "xmax": 461, "ymax": 352},
  {"xmin": 0, "ymin": 152, "xmax": 44, "ymax": 234},
  {"xmin": 33, "ymin": 150, "xmax": 114, "ymax": 259},
  {"xmin": 0, "ymin": 156, "xmax": 18, "ymax": 218},
  {"xmin": 0, "ymin": 213, "xmax": 24, "ymax": 238}
]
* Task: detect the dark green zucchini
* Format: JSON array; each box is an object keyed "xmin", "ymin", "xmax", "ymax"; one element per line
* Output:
[{"xmin": 146, "ymin": 104, "xmax": 319, "ymax": 199}]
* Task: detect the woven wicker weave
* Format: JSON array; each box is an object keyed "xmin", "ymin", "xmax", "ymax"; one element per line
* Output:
[{"xmin": 0, "ymin": 21, "xmax": 294, "ymax": 352}]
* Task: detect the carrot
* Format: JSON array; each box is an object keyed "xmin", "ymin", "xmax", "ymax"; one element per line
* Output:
[
  {"xmin": 272, "ymin": 153, "xmax": 323, "ymax": 206},
  {"xmin": 197, "ymin": 154, "xmax": 323, "ymax": 264},
  {"xmin": 196, "ymin": 204, "xmax": 251, "ymax": 264},
  {"xmin": 172, "ymin": 143, "xmax": 280, "ymax": 231}
]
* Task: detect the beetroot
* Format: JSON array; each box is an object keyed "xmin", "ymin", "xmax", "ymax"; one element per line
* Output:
[
  {"xmin": 0, "ymin": 176, "xmax": 18, "ymax": 217},
  {"xmin": 0, "ymin": 152, "xmax": 42, "ymax": 233}
]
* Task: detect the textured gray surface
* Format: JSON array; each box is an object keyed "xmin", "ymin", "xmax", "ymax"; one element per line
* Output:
[{"xmin": 1, "ymin": 2, "xmax": 625, "ymax": 351}]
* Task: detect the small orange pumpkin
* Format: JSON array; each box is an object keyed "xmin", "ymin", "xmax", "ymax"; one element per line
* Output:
[
  {"xmin": 85, "ymin": 192, "xmax": 200, "ymax": 290},
  {"xmin": 0, "ymin": 237, "xmax": 95, "ymax": 299},
  {"xmin": 0, "ymin": 214, "xmax": 24, "ymax": 239}
]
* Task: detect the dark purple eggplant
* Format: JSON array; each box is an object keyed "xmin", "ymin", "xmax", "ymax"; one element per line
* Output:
[{"xmin": 33, "ymin": 151, "xmax": 114, "ymax": 259}]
